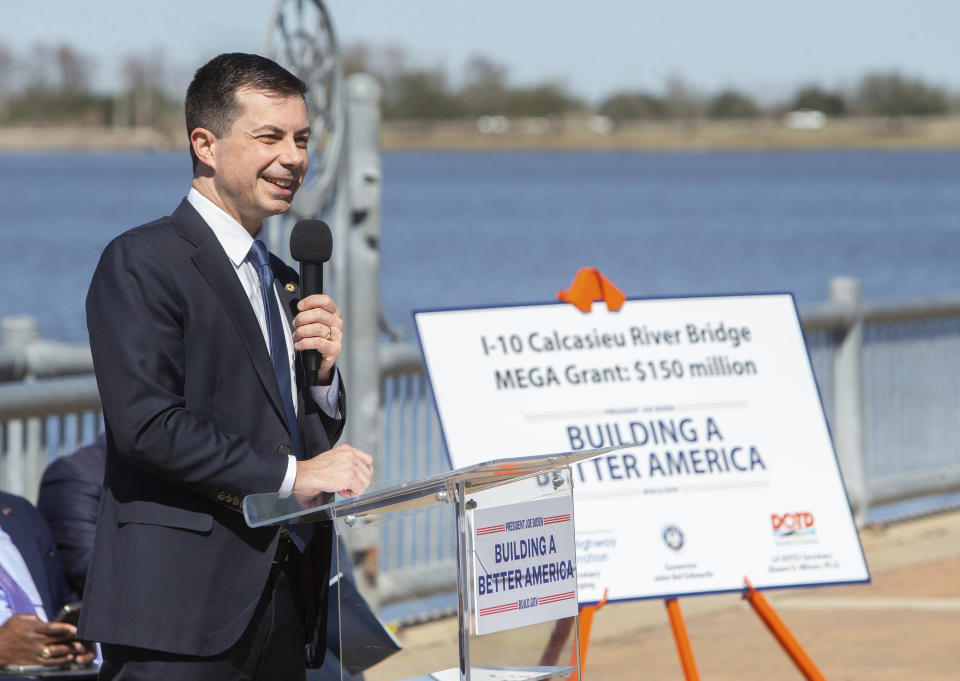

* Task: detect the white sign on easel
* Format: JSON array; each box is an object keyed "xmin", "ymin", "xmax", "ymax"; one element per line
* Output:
[{"xmin": 415, "ymin": 294, "xmax": 869, "ymax": 604}]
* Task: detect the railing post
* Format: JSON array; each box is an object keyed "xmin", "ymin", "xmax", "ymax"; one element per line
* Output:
[
  {"xmin": 829, "ymin": 277, "xmax": 868, "ymax": 525},
  {"xmin": 342, "ymin": 72, "xmax": 384, "ymax": 603},
  {"xmin": 342, "ymin": 72, "xmax": 383, "ymax": 470},
  {"xmin": 25, "ymin": 417, "xmax": 44, "ymax": 503},
  {"xmin": 3, "ymin": 420, "xmax": 25, "ymax": 499},
  {"xmin": 2, "ymin": 317, "xmax": 40, "ymax": 502},
  {"xmin": 1, "ymin": 316, "xmax": 39, "ymax": 381}
]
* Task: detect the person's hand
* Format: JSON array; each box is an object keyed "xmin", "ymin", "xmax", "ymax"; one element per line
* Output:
[
  {"xmin": 292, "ymin": 294, "xmax": 343, "ymax": 385},
  {"xmin": 70, "ymin": 639, "xmax": 96, "ymax": 667},
  {"xmin": 0, "ymin": 614, "xmax": 90, "ymax": 666},
  {"xmin": 294, "ymin": 444, "xmax": 373, "ymax": 498}
]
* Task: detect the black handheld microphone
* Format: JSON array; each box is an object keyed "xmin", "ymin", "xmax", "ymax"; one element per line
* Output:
[{"xmin": 289, "ymin": 220, "xmax": 333, "ymax": 387}]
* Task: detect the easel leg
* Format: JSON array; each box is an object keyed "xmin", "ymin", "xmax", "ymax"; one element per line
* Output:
[
  {"xmin": 743, "ymin": 579, "xmax": 828, "ymax": 681},
  {"xmin": 560, "ymin": 588, "xmax": 608, "ymax": 681},
  {"xmin": 665, "ymin": 598, "xmax": 701, "ymax": 681}
]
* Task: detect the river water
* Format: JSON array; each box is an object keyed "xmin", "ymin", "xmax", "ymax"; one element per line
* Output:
[{"xmin": 1, "ymin": 149, "xmax": 958, "ymax": 344}]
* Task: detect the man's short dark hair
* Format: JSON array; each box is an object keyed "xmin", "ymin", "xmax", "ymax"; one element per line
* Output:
[{"xmin": 185, "ymin": 52, "xmax": 308, "ymax": 171}]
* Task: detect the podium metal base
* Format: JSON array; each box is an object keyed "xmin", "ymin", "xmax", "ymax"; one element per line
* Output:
[{"xmin": 400, "ymin": 665, "xmax": 576, "ymax": 681}]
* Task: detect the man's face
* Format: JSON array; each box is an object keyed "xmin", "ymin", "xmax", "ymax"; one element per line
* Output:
[{"xmin": 208, "ymin": 87, "xmax": 310, "ymax": 230}]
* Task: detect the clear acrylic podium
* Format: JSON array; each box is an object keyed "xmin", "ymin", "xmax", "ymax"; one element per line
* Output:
[{"xmin": 244, "ymin": 450, "xmax": 603, "ymax": 681}]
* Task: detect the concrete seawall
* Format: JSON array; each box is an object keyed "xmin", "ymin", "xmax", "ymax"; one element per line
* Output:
[{"xmin": 3, "ymin": 116, "xmax": 960, "ymax": 152}]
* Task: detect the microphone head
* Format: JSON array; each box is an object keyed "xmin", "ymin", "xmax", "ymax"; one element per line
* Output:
[{"xmin": 289, "ymin": 220, "xmax": 333, "ymax": 263}]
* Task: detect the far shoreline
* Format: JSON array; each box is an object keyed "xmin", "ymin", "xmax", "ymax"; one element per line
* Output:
[{"xmin": 2, "ymin": 115, "xmax": 960, "ymax": 152}]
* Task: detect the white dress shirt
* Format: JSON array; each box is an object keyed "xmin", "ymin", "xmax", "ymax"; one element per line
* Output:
[{"xmin": 187, "ymin": 188, "xmax": 340, "ymax": 494}]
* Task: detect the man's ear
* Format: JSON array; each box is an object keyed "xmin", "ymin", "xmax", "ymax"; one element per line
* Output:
[{"xmin": 190, "ymin": 128, "xmax": 217, "ymax": 171}]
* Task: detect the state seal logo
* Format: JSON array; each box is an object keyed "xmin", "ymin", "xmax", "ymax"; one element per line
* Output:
[{"xmin": 663, "ymin": 525, "xmax": 685, "ymax": 551}]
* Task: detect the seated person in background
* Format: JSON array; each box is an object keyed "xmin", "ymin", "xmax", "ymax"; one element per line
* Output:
[
  {"xmin": 0, "ymin": 490, "xmax": 94, "ymax": 668},
  {"xmin": 37, "ymin": 434, "xmax": 106, "ymax": 597}
]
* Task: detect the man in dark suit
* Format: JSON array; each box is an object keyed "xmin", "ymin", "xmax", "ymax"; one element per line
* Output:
[
  {"xmin": 37, "ymin": 435, "xmax": 375, "ymax": 680},
  {"xmin": 80, "ymin": 53, "xmax": 373, "ymax": 680},
  {"xmin": 0, "ymin": 491, "xmax": 94, "ymax": 669}
]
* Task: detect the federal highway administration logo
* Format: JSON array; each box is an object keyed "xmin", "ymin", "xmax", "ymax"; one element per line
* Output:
[{"xmin": 662, "ymin": 525, "xmax": 685, "ymax": 551}]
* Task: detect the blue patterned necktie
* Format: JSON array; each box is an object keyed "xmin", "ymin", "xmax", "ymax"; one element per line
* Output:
[
  {"xmin": 0, "ymin": 561, "xmax": 37, "ymax": 615},
  {"xmin": 247, "ymin": 240, "xmax": 303, "ymax": 460}
]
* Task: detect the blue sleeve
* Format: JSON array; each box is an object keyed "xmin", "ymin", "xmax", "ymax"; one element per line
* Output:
[{"xmin": 37, "ymin": 441, "xmax": 105, "ymax": 597}]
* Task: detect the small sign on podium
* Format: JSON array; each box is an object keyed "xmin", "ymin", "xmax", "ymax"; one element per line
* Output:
[{"xmin": 472, "ymin": 495, "xmax": 578, "ymax": 635}]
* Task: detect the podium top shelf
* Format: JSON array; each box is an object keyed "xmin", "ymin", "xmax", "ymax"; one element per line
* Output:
[{"xmin": 243, "ymin": 447, "xmax": 613, "ymax": 529}]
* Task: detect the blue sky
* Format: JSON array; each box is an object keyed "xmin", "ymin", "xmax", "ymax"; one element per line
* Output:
[{"xmin": 3, "ymin": 1, "xmax": 958, "ymax": 102}]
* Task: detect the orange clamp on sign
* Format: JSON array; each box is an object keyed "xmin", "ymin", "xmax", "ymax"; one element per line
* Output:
[
  {"xmin": 557, "ymin": 267, "xmax": 626, "ymax": 312},
  {"xmin": 492, "ymin": 461, "xmax": 522, "ymax": 476}
]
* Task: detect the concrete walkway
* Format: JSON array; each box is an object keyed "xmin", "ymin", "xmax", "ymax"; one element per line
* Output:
[{"xmin": 368, "ymin": 509, "xmax": 960, "ymax": 680}]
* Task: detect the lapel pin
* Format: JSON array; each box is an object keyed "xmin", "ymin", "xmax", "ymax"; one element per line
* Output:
[{"xmin": 285, "ymin": 283, "xmax": 295, "ymax": 292}]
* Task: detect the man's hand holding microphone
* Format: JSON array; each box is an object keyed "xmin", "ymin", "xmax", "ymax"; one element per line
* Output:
[{"xmin": 289, "ymin": 221, "xmax": 373, "ymax": 499}]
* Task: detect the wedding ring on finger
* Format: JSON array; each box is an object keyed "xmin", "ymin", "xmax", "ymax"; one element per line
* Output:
[{"xmin": 41, "ymin": 646, "xmax": 52, "ymax": 659}]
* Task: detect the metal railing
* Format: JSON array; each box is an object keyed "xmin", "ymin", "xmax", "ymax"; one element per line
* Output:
[
  {"xmin": 801, "ymin": 278, "xmax": 960, "ymax": 523},
  {"xmin": 0, "ymin": 316, "xmax": 93, "ymax": 382},
  {"xmin": 376, "ymin": 345, "xmax": 455, "ymax": 606},
  {"xmin": 0, "ymin": 375, "xmax": 102, "ymax": 501}
]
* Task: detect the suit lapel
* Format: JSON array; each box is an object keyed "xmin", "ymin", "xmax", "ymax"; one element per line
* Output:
[
  {"xmin": 274, "ymin": 263, "xmax": 309, "ymax": 403},
  {"xmin": 270, "ymin": 255, "xmax": 300, "ymax": 325},
  {"xmin": 171, "ymin": 201, "xmax": 289, "ymax": 432},
  {"xmin": 274, "ymin": 265, "xmax": 300, "ymax": 338}
]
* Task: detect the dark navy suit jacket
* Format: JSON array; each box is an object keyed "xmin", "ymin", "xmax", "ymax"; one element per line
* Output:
[
  {"xmin": 80, "ymin": 200, "xmax": 343, "ymax": 664},
  {"xmin": 0, "ymin": 491, "xmax": 70, "ymax": 622},
  {"xmin": 36, "ymin": 434, "xmax": 367, "ymax": 679}
]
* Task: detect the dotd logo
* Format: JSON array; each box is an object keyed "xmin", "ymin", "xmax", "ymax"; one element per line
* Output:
[{"xmin": 771, "ymin": 512, "xmax": 816, "ymax": 537}]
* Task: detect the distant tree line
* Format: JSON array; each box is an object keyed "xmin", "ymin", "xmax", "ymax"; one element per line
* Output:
[
  {"xmin": 343, "ymin": 45, "xmax": 960, "ymax": 121},
  {"xmin": 0, "ymin": 41, "xmax": 180, "ymax": 128},
  {"xmin": 343, "ymin": 47, "xmax": 585, "ymax": 120},
  {"xmin": 0, "ymin": 39, "xmax": 956, "ymax": 128},
  {"xmin": 601, "ymin": 74, "xmax": 954, "ymax": 122},
  {"xmin": 345, "ymin": 44, "xmax": 957, "ymax": 122}
]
